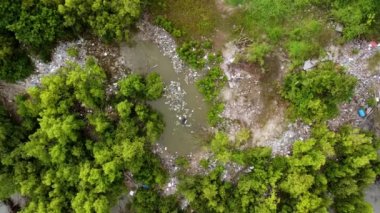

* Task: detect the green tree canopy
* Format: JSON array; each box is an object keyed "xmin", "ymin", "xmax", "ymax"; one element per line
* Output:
[
  {"xmin": 8, "ymin": 4, "xmax": 63, "ymax": 49},
  {"xmin": 1, "ymin": 59, "xmax": 167, "ymax": 212},
  {"xmin": 0, "ymin": 104, "xmax": 23, "ymax": 200},
  {"xmin": 58, "ymin": 0, "xmax": 141, "ymax": 41},
  {"xmin": 179, "ymin": 125, "xmax": 379, "ymax": 213},
  {"xmin": 130, "ymin": 189, "xmax": 181, "ymax": 213}
]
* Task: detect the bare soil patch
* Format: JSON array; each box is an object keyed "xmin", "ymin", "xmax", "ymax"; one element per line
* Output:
[{"xmin": 220, "ymin": 42, "xmax": 310, "ymax": 155}]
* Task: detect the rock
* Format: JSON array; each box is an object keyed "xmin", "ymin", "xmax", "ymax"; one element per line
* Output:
[
  {"xmin": 335, "ymin": 23, "xmax": 344, "ymax": 33},
  {"xmin": 303, "ymin": 59, "xmax": 318, "ymax": 70}
]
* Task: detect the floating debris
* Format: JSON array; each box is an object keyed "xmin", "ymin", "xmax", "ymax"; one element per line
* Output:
[{"xmin": 163, "ymin": 81, "xmax": 193, "ymax": 127}]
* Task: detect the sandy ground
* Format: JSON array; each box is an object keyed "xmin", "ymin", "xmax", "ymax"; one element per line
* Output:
[
  {"xmin": 219, "ymin": 39, "xmax": 380, "ymax": 157},
  {"xmin": 220, "ymin": 41, "xmax": 311, "ymax": 156}
]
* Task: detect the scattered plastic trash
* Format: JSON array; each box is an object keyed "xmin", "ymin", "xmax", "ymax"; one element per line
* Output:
[
  {"xmin": 335, "ymin": 23, "xmax": 343, "ymax": 33},
  {"xmin": 303, "ymin": 59, "xmax": 318, "ymax": 70},
  {"xmin": 358, "ymin": 108, "xmax": 366, "ymax": 118},
  {"xmin": 366, "ymin": 107, "xmax": 373, "ymax": 115},
  {"xmin": 368, "ymin": 41, "xmax": 378, "ymax": 50}
]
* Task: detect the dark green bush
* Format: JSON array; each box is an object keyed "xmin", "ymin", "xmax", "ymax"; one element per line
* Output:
[
  {"xmin": 177, "ymin": 41, "xmax": 207, "ymax": 69},
  {"xmin": 196, "ymin": 67, "xmax": 227, "ymax": 103},
  {"xmin": 246, "ymin": 43, "xmax": 272, "ymax": 66},
  {"xmin": 282, "ymin": 62, "xmax": 357, "ymax": 123},
  {"xmin": 131, "ymin": 189, "xmax": 181, "ymax": 213},
  {"xmin": 0, "ymin": 35, "xmax": 34, "ymax": 82},
  {"xmin": 208, "ymin": 102, "xmax": 225, "ymax": 126},
  {"xmin": 155, "ymin": 16, "xmax": 184, "ymax": 38},
  {"xmin": 196, "ymin": 66, "xmax": 227, "ymax": 126}
]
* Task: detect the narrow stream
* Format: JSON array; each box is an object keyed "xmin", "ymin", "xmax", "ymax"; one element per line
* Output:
[{"xmin": 120, "ymin": 37, "xmax": 209, "ymax": 155}]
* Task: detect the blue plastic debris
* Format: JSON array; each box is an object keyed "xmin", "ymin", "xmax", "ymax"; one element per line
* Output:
[
  {"xmin": 142, "ymin": 184, "xmax": 150, "ymax": 189},
  {"xmin": 358, "ymin": 108, "xmax": 366, "ymax": 118}
]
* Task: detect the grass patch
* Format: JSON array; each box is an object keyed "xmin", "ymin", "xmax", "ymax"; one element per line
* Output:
[
  {"xmin": 66, "ymin": 46, "xmax": 79, "ymax": 58},
  {"xmin": 368, "ymin": 52, "xmax": 380, "ymax": 72},
  {"xmin": 227, "ymin": 1, "xmax": 336, "ymax": 68},
  {"xmin": 154, "ymin": 16, "xmax": 184, "ymax": 38},
  {"xmin": 149, "ymin": 0, "xmax": 221, "ymax": 40}
]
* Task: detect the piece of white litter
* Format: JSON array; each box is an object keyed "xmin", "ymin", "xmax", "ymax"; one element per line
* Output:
[{"xmin": 129, "ymin": 191, "xmax": 135, "ymax": 196}]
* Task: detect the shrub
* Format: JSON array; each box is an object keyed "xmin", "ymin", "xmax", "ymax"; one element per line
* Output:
[
  {"xmin": 235, "ymin": 128, "xmax": 251, "ymax": 146},
  {"xmin": 367, "ymin": 97, "xmax": 377, "ymax": 107},
  {"xmin": 154, "ymin": 16, "xmax": 184, "ymax": 38},
  {"xmin": 287, "ymin": 41, "xmax": 321, "ymax": 68},
  {"xmin": 282, "ymin": 62, "xmax": 357, "ymax": 123},
  {"xmin": 246, "ymin": 43, "xmax": 272, "ymax": 66},
  {"xmin": 177, "ymin": 41, "xmax": 207, "ymax": 69},
  {"xmin": 199, "ymin": 159, "xmax": 209, "ymax": 169},
  {"xmin": 196, "ymin": 67, "xmax": 227, "ymax": 103},
  {"xmin": 175, "ymin": 156, "xmax": 190, "ymax": 168},
  {"xmin": 208, "ymin": 102, "xmax": 225, "ymax": 126},
  {"xmin": 0, "ymin": 36, "xmax": 34, "ymax": 82},
  {"xmin": 332, "ymin": 0, "xmax": 377, "ymax": 40},
  {"xmin": 67, "ymin": 46, "xmax": 79, "ymax": 58},
  {"xmin": 196, "ymin": 66, "xmax": 227, "ymax": 126}
]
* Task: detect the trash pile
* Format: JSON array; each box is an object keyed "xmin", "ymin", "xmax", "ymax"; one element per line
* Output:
[
  {"xmin": 327, "ymin": 40, "xmax": 380, "ymax": 131},
  {"xmin": 163, "ymin": 81, "xmax": 193, "ymax": 127},
  {"xmin": 137, "ymin": 19, "xmax": 202, "ymax": 84},
  {"xmin": 23, "ymin": 39, "xmax": 87, "ymax": 87}
]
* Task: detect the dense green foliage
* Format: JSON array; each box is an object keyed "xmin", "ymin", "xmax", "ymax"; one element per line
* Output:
[
  {"xmin": 1, "ymin": 59, "xmax": 167, "ymax": 212},
  {"xmin": 179, "ymin": 166, "xmax": 234, "ymax": 212},
  {"xmin": 8, "ymin": 4, "xmax": 63, "ymax": 49},
  {"xmin": 0, "ymin": 0, "xmax": 141, "ymax": 81},
  {"xmin": 180, "ymin": 125, "xmax": 380, "ymax": 212},
  {"xmin": 207, "ymin": 103, "xmax": 225, "ymax": 127},
  {"xmin": 331, "ymin": 0, "xmax": 379, "ymax": 40},
  {"xmin": 282, "ymin": 63, "xmax": 357, "ymax": 123},
  {"xmin": 245, "ymin": 42, "xmax": 272, "ymax": 66},
  {"xmin": 196, "ymin": 67, "xmax": 227, "ymax": 126},
  {"xmin": 178, "ymin": 41, "xmax": 211, "ymax": 69},
  {"xmin": 0, "ymin": 35, "xmax": 34, "ymax": 82},
  {"xmin": 155, "ymin": 16, "xmax": 184, "ymax": 38},
  {"xmin": 130, "ymin": 189, "xmax": 181, "ymax": 212},
  {"xmin": 0, "ymin": 1, "xmax": 34, "ymax": 82},
  {"xmin": 196, "ymin": 67, "xmax": 227, "ymax": 103},
  {"xmin": 0, "ymin": 104, "xmax": 23, "ymax": 200},
  {"xmin": 58, "ymin": 0, "xmax": 140, "ymax": 41}
]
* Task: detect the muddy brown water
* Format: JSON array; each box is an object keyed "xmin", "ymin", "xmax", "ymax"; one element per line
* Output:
[{"xmin": 120, "ymin": 37, "xmax": 209, "ymax": 155}]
